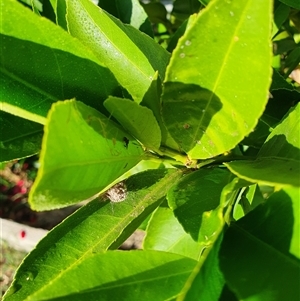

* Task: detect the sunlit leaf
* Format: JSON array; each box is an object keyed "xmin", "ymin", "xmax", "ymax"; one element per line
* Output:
[{"xmin": 162, "ymin": 0, "xmax": 272, "ymax": 159}]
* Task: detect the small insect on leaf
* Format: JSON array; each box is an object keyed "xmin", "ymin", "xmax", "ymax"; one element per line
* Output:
[
  {"xmin": 123, "ymin": 137, "xmax": 129, "ymax": 149},
  {"xmin": 105, "ymin": 181, "xmax": 127, "ymax": 203}
]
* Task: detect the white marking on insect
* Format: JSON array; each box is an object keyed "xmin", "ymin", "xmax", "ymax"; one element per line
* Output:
[{"xmin": 105, "ymin": 181, "xmax": 127, "ymax": 203}]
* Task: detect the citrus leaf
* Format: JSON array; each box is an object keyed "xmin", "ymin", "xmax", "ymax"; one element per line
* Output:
[
  {"xmin": 144, "ymin": 205, "xmax": 203, "ymax": 260},
  {"xmin": 0, "ymin": 0, "xmax": 120, "ymax": 119},
  {"xmin": 4, "ymin": 169, "xmax": 184, "ymax": 301},
  {"xmin": 29, "ymin": 100, "xmax": 144, "ymax": 210},
  {"xmin": 167, "ymin": 168, "xmax": 231, "ymax": 242},
  {"xmin": 177, "ymin": 233, "xmax": 224, "ymax": 301},
  {"xmin": 162, "ymin": 0, "xmax": 273, "ymax": 159},
  {"xmin": 6, "ymin": 251, "xmax": 196, "ymax": 301},
  {"xmin": 225, "ymin": 103, "xmax": 300, "ymax": 188},
  {"xmin": 220, "ymin": 186, "xmax": 300, "ymax": 301},
  {"xmin": 97, "ymin": 0, "xmax": 153, "ymax": 36},
  {"xmin": 0, "ymin": 111, "xmax": 43, "ymax": 162},
  {"xmin": 66, "ymin": 0, "xmax": 169, "ymax": 103},
  {"xmin": 104, "ymin": 97, "xmax": 161, "ymax": 152},
  {"xmin": 279, "ymin": 0, "xmax": 300, "ymax": 9}
]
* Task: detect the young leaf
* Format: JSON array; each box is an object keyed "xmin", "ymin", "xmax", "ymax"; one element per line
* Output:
[
  {"xmin": 162, "ymin": 0, "xmax": 273, "ymax": 159},
  {"xmin": 220, "ymin": 186, "xmax": 300, "ymax": 301},
  {"xmin": 225, "ymin": 103, "xmax": 300, "ymax": 188},
  {"xmin": 4, "ymin": 169, "xmax": 183, "ymax": 301},
  {"xmin": 66, "ymin": 0, "xmax": 169, "ymax": 103},
  {"xmin": 29, "ymin": 100, "xmax": 144, "ymax": 210},
  {"xmin": 104, "ymin": 97, "xmax": 161, "ymax": 152}
]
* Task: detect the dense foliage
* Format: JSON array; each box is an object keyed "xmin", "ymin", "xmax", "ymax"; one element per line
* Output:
[{"xmin": 1, "ymin": 0, "xmax": 300, "ymax": 300}]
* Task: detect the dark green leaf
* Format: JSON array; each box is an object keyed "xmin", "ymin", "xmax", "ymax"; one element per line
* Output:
[
  {"xmin": 0, "ymin": 112, "xmax": 43, "ymax": 162},
  {"xmin": 178, "ymin": 233, "xmax": 224, "ymax": 301},
  {"xmin": 220, "ymin": 187, "xmax": 300, "ymax": 301},
  {"xmin": 98, "ymin": 0, "xmax": 153, "ymax": 36},
  {"xmin": 279, "ymin": 0, "xmax": 300, "ymax": 9}
]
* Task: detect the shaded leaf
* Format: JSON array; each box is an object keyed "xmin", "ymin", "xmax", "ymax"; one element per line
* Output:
[
  {"xmin": 29, "ymin": 100, "xmax": 144, "ymax": 210},
  {"xmin": 267, "ymin": 187, "xmax": 300, "ymax": 259},
  {"xmin": 220, "ymin": 187, "xmax": 300, "ymax": 301},
  {"xmin": 226, "ymin": 103, "xmax": 300, "ymax": 188},
  {"xmin": 162, "ymin": 0, "xmax": 273, "ymax": 159},
  {"xmin": 0, "ymin": 111, "xmax": 43, "ymax": 162},
  {"xmin": 98, "ymin": 0, "xmax": 153, "ymax": 36},
  {"xmin": 144, "ymin": 205, "xmax": 203, "ymax": 260},
  {"xmin": 178, "ymin": 233, "xmax": 224, "ymax": 301},
  {"xmin": 167, "ymin": 168, "xmax": 231, "ymax": 242},
  {"xmin": 279, "ymin": 0, "xmax": 300, "ymax": 9}
]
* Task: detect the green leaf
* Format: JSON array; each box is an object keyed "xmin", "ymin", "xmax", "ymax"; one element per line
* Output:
[
  {"xmin": 0, "ymin": 111, "xmax": 43, "ymax": 162},
  {"xmin": 49, "ymin": 0, "xmax": 68, "ymax": 29},
  {"xmin": 220, "ymin": 187, "xmax": 300, "ymax": 301},
  {"xmin": 66, "ymin": 0, "xmax": 169, "ymax": 103},
  {"xmin": 167, "ymin": 168, "xmax": 231, "ymax": 242},
  {"xmin": 162, "ymin": 0, "xmax": 273, "ymax": 159},
  {"xmin": 4, "ymin": 169, "xmax": 184, "ymax": 301},
  {"xmin": 104, "ymin": 97, "xmax": 161, "ymax": 152},
  {"xmin": 97, "ymin": 0, "xmax": 153, "ymax": 36},
  {"xmin": 6, "ymin": 251, "xmax": 196, "ymax": 301},
  {"xmin": 177, "ymin": 233, "xmax": 224, "ymax": 301},
  {"xmin": 29, "ymin": 100, "xmax": 144, "ymax": 210},
  {"xmin": 267, "ymin": 187, "xmax": 300, "ymax": 259},
  {"xmin": 225, "ymin": 103, "xmax": 300, "ymax": 188},
  {"xmin": 1, "ymin": 0, "xmax": 120, "ymax": 118},
  {"xmin": 279, "ymin": 0, "xmax": 300, "ymax": 9},
  {"xmin": 144, "ymin": 205, "xmax": 203, "ymax": 260},
  {"xmin": 140, "ymin": 72, "xmax": 181, "ymax": 152},
  {"xmin": 272, "ymin": 2, "xmax": 290, "ymax": 38}
]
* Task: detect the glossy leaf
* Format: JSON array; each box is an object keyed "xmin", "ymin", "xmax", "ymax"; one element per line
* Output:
[
  {"xmin": 226, "ymin": 103, "xmax": 300, "ymax": 188},
  {"xmin": 279, "ymin": 0, "xmax": 300, "ymax": 9},
  {"xmin": 167, "ymin": 168, "xmax": 231, "ymax": 242},
  {"xmin": 66, "ymin": 0, "xmax": 169, "ymax": 103},
  {"xmin": 144, "ymin": 205, "xmax": 203, "ymax": 260},
  {"xmin": 0, "ymin": 111, "xmax": 43, "ymax": 162},
  {"xmin": 178, "ymin": 233, "xmax": 224, "ymax": 301},
  {"xmin": 267, "ymin": 187, "xmax": 300, "ymax": 259},
  {"xmin": 1, "ymin": 0, "xmax": 120, "ymax": 118},
  {"xmin": 272, "ymin": 2, "xmax": 290, "ymax": 38},
  {"xmin": 97, "ymin": 0, "xmax": 153, "ymax": 36},
  {"xmin": 29, "ymin": 100, "xmax": 144, "ymax": 210},
  {"xmin": 4, "ymin": 169, "xmax": 184, "ymax": 300},
  {"xmin": 162, "ymin": 0, "xmax": 273, "ymax": 159},
  {"xmin": 220, "ymin": 186, "xmax": 300, "ymax": 301},
  {"xmin": 104, "ymin": 97, "xmax": 161, "ymax": 152}
]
